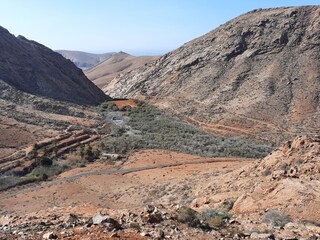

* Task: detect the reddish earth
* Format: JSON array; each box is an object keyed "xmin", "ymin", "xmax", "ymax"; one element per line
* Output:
[
  {"xmin": 0, "ymin": 115, "xmax": 55, "ymax": 158},
  {"xmin": 113, "ymin": 99, "xmax": 137, "ymax": 109},
  {"xmin": 1, "ymin": 136, "xmax": 320, "ymax": 239},
  {"xmin": 0, "ymin": 150, "xmax": 252, "ymax": 215},
  {"xmin": 0, "ymin": 150, "xmax": 253, "ymax": 239}
]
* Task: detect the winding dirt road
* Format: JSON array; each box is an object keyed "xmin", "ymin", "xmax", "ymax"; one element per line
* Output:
[{"xmin": 0, "ymin": 157, "xmax": 252, "ymax": 201}]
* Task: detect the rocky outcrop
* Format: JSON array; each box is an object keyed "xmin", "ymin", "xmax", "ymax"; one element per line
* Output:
[
  {"xmin": 104, "ymin": 6, "xmax": 320, "ymax": 143},
  {"xmin": 0, "ymin": 26, "xmax": 110, "ymax": 105}
]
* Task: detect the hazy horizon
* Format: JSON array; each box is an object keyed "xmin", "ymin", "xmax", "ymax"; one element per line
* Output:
[{"xmin": 1, "ymin": 0, "xmax": 319, "ymax": 56}]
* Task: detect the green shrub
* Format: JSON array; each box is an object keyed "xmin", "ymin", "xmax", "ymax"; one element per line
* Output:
[
  {"xmin": 101, "ymin": 101, "xmax": 119, "ymax": 111},
  {"xmin": 120, "ymin": 105, "xmax": 132, "ymax": 111},
  {"xmin": 111, "ymin": 126, "xmax": 127, "ymax": 137},
  {"xmin": 105, "ymin": 103, "xmax": 272, "ymax": 158},
  {"xmin": 78, "ymin": 163, "xmax": 86, "ymax": 168},
  {"xmin": 42, "ymin": 173, "xmax": 49, "ymax": 181},
  {"xmin": 31, "ymin": 164, "xmax": 68, "ymax": 179},
  {"xmin": 134, "ymin": 99, "xmax": 145, "ymax": 107},
  {"xmin": 84, "ymin": 145, "xmax": 95, "ymax": 162},
  {"xmin": 0, "ymin": 175, "xmax": 38, "ymax": 191},
  {"xmin": 37, "ymin": 156, "xmax": 53, "ymax": 166},
  {"xmin": 106, "ymin": 136, "xmax": 144, "ymax": 154}
]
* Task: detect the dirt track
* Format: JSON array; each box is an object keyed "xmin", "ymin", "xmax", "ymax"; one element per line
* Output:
[
  {"xmin": 0, "ymin": 157, "xmax": 252, "ymax": 202},
  {"xmin": 0, "ymin": 150, "xmax": 254, "ymax": 215}
]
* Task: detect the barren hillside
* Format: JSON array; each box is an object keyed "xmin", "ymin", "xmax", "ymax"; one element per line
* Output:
[
  {"xmin": 104, "ymin": 6, "xmax": 320, "ymax": 144},
  {"xmin": 0, "ymin": 26, "xmax": 110, "ymax": 105},
  {"xmin": 0, "ymin": 135, "xmax": 319, "ymax": 239},
  {"xmin": 85, "ymin": 52, "xmax": 158, "ymax": 88}
]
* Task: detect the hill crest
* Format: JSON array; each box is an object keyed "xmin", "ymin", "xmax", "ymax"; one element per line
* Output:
[
  {"xmin": 85, "ymin": 52, "xmax": 159, "ymax": 88},
  {"xmin": 56, "ymin": 50, "xmax": 122, "ymax": 69},
  {"xmin": 104, "ymin": 6, "xmax": 320, "ymax": 143},
  {"xmin": 0, "ymin": 26, "xmax": 110, "ymax": 105}
]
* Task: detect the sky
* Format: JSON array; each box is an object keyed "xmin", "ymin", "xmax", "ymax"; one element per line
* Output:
[{"xmin": 0, "ymin": 0, "xmax": 319, "ymax": 55}]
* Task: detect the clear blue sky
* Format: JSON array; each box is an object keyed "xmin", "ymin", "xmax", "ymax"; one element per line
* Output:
[{"xmin": 0, "ymin": 0, "xmax": 319, "ymax": 55}]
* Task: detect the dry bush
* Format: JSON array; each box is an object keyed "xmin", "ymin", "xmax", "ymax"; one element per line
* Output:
[{"xmin": 262, "ymin": 210, "xmax": 291, "ymax": 227}]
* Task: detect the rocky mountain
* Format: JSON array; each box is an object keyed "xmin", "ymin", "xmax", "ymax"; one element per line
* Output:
[
  {"xmin": 85, "ymin": 52, "xmax": 159, "ymax": 88},
  {"xmin": 0, "ymin": 26, "xmax": 110, "ymax": 105},
  {"xmin": 104, "ymin": 6, "xmax": 320, "ymax": 144},
  {"xmin": 56, "ymin": 50, "xmax": 115, "ymax": 69}
]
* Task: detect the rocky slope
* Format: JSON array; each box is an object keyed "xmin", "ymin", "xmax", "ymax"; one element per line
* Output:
[
  {"xmin": 233, "ymin": 135, "xmax": 320, "ymax": 221},
  {"xmin": 104, "ymin": 6, "xmax": 320, "ymax": 144},
  {"xmin": 1, "ymin": 136, "xmax": 319, "ymax": 239},
  {"xmin": 0, "ymin": 79, "xmax": 102, "ymax": 159},
  {"xmin": 56, "ymin": 50, "xmax": 115, "ymax": 69},
  {"xmin": 85, "ymin": 52, "xmax": 158, "ymax": 88},
  {"xmin": 0, "ymin": 26, "xmax": 110, "ymax": 105}
]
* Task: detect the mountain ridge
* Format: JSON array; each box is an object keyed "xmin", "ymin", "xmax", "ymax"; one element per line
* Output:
[
  {"xmin": 0, "ymin": 26, "xmax": 110, "ymax": 105},
  {"xmin": 85, "ymin": 52, "xmax": 159, "ymax": 88},
  {"xmin": 104, "ymin": 6, "xmax": 320, "ymax": 143},
  {"xmin": 56, "ymin": 50, "xmax": 118, "ymax": 69}
]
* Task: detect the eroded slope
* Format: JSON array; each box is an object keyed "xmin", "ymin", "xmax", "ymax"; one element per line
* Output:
[
  {"xmin": 104, "ymin": 6, "xmax": 320, "ymax": 143},
  {"xmin": 0, "ymin": 26, "xmax": 110, "ymax": 105}
]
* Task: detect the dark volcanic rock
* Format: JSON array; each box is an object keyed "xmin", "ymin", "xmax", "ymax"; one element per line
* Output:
[
  {"xmin": 104, "ymin": 6, "xmax": 320, "ymax": 143},
  {"xmin": 0, "ymin": 26, "xmax": 110, "ymax": 105}
]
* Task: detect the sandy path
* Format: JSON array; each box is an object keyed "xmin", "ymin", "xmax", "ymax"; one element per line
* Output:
[{"xmin": 0, "ymin": 157, "xmax": 251, "ymax": 202}]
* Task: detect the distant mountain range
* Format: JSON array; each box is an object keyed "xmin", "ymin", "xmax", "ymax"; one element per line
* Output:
[
  {"xmin": 85, "ymin": 52, "xmax": 159, "ymax": 88},
  {"xmin": 56, "ymin": 50, "xmax": 116, "ymax": 69},
  {"xmin": 56, "ymin": 50, "xmax": 159, "ymax": 89}
]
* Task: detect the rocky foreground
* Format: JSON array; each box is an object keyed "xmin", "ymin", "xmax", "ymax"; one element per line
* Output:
[
  {"xmin": 0, "ymin": 135, "xmax": 319, "ymax": 239},
  {"xmin": 0, "ymin": 202, "xmax": 319, "ymax": 239}
]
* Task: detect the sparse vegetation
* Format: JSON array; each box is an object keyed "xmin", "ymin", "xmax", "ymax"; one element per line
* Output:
[
  {"xmin": 0, "ymin": 161, "xmax": 69, "ymax": 191},
  {"xmin": 218, "ymin": 198, "xmax": 236, "ymax": 212},
  {"xmin": 101, "ymin": 101, "xmax": 119, "ymax": 111},
  {"xmin": 111, "ymin": 125, "xmax": 127, "ymax": 137},
  {"xmin": 102, "ymin": 102, "xmax": 272, "ymax": 158},
  {"xmin": 0, "ymin": 175, "xmax": 38, "ymax": 191},
  {"xmin": 36, "ymin": 156, "xmax": 53, "ymax": 167},
  {"xmin": 175, "ymin": 206, "xmax": 232, "ymax": 229},
  {"xmin": 83, "ymin": 145, "xmax": 100, "ymax": 162},
  {"xmin": 30, "ymin": 164, "xmax": 69, "ymax": 180},
  {"xmin": 262, "ymin": 210, "xmax": 291, "ymax": 227},
  {"xmin": 31, "ymin": 143, "xmax": 39, "ymax": 159},
  {"xmin": 175, "ymin": 206, "xmax": 201, "ymax": 227},
  {"xmin": 0, "ymin": 100, "xmax": 271, "ymax": 192},
  {"xmin": 120, "ymin": 105, "xmax": 132, "ymax": 111},
  {"xmin": 200, "ymin": 208, "xmax": 232, "ymax": 228}
]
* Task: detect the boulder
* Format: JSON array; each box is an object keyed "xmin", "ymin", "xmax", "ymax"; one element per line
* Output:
[
  {"xmin": 43, "ymin": 232, "xmax": 57, "ymax": 239},
  {"xmin": 250, "ymin": 232, "xmax": 274, "ymax": 239},
  {"xmin": 92, "ymin": 214, "xmax": 108, "ymax": 225}
]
